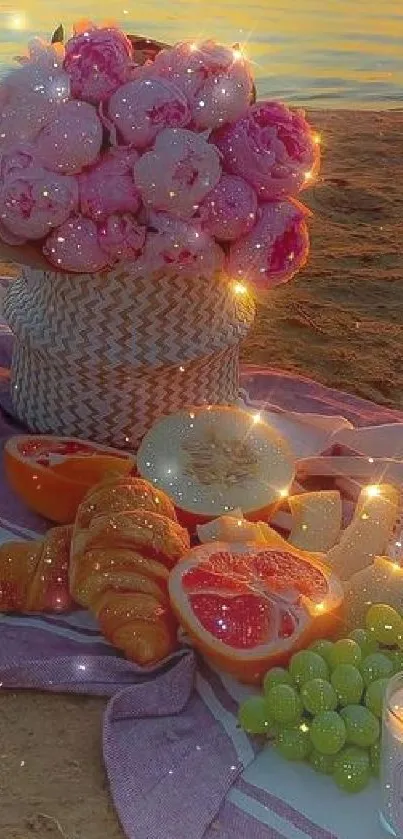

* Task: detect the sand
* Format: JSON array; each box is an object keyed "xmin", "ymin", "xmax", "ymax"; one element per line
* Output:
[
  {"xmin": 242, "ymin": 109, "xmax": 403, "ymax": 409},
  {"xmin": 0, "ymin": 109, "xmax": 402, "ymax": 838}
]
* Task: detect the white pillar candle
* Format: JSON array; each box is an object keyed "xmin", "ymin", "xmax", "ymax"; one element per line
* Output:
[{"xmin": 381, "ymin": 675, "xmax": 403, "ymax": 837}]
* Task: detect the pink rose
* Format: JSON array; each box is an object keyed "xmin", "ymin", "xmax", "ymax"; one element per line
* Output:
[
  {"xmin": 227, "ymin": 199, "xmax": 310, "ymax": 290},
  {"xmin": 106, "ymin": 78, "xmax": 190, "ymax": 149},
  {"xmin": 133, "ymin": 128, "xmax": 221, "ymax": 218},
  {"xmin": 198, "ymin": 174, "xmax": 257, "ymax": 241},
  {"xmin": 64, "ymin": 26, "xmax": 133, "ymax": 104},
  {"xmin": 34, "ymin": 100, "xmax": 103, "ymax": 174},
  {"xmin": 142, "ymin": 40, "xmax": 253, "ymax": 130},
  {"xmin": 212, "ymin": 102, "xmax": 320, "ymax": 200},
  {"xmin": 133, "ymin": 211, "xmax": 224, "ymax": 278},
  {"xmin": 0, "ymin": 219, "xmax": 26, "ymax": 245},
  {"xmin": 0, "ymin": 170, "xmax": 78, "ymax": 240},
  {"xmin": 0, "ymin": 43, "xmax": 70, "ymax": 152},
  {"xmin": 43, "ymin": 215, "xmax": 110, "ymax": 273},
  {"xmin": 0, "ymin": 144, "xmax": 38, "ymax": 184},
  {"xmin": 79, "ymin": 148, "xmax": 141, "ymax": 220},
  {"xmin": 98, "ymin": 213, "xmax": 146, "ymax": 262}
]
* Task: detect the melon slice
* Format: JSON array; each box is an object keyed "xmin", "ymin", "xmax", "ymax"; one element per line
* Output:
[
  {"xmin": 137, "ymin": 406, "xmax": 295, "ymax": 529},
  {"xmin": 169, "ymin": 541, "xmax": 344, "ymax": 684}
]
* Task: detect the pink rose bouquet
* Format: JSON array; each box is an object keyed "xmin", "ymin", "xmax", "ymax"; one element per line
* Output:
[{"xmin": 0, "ymin": 21, "xmax": 320, "ymax": 295}]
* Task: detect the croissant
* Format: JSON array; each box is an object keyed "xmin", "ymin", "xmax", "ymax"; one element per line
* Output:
[
  {"xmin": 0, "ymin": 525, "xmax": 73, "ymax": 613},
  {"xmin": 70, "ymin": 477, "xmax": 190, "ymax": 665},
  {"xmin": 0, "ymin": 477, "xmax": 191, "ymax": 667}
]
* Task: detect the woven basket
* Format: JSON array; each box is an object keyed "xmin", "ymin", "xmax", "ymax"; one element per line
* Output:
[{"xmin": 4, "ymin": 265, "xmax": 255, "ymax": 449}]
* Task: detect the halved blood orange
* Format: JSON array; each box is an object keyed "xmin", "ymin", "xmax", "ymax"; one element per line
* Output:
[
  {"xmin": 169, "ymin": 542, "xmax": 344, "ymax": 684},
  {"xmin": 136, "ymin": 405, "xmax": 295, "ymax": 530},
  {"xmin": 4, "ymin": 435, "xmax": 135, "ymax": 523}
]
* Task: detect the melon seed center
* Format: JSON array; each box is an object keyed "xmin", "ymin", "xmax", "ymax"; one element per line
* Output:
[{"xmin": 182, "ymin": 432, "xmax": 259, "ymax": 486}]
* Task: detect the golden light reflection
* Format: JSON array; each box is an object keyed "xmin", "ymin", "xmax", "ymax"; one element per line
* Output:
[
  {"xmin": 232, "ymin": 281, "xmax": 248, "ymax": 295},
  {"xmin": 6, "ymin": 11, "xmax": 27, "ymax": 30},
  {"xmin": 365, "ymin": 484, "xmax": 381, "ymax": 498}
]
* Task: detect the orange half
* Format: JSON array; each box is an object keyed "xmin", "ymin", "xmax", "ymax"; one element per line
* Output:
[
  {"xmin": 4, "ymin": 435, "xmax": 135, "ymax": 523},
  {"xmin": 169, "ymin": 541, "xmax": 344, "ymax": 684}
]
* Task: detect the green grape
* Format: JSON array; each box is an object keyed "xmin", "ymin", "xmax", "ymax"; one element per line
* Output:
[
  {"xmin": 361, "ymin": 653, "xmax": 393, "ymax": 687},
  {"xmin": 301, "ymin": 678, "xmax": 337, "ymax": 715},
  {"xmin": 333, "ymin": 746, "xmax": 371, "ymax": 793},
  {"xmin": 289, "ymin": 650, "xmax": 329, "ymax": 687},
  {"xmin": 276, "ymin": 724, "xmax": 311, "ymax": 761},
  {"xmin": 365, "ymin": 678, "xmax": 390, "ymax": 718},
  {"xmin": 263, "ymin": 667, "xmax": 294, "ymax": 694},
  {"xmin": 370, "ymin": 740, "xmax": 381, "ymax": 777},
  {"xmin": 310, "ymin": 711, "xmax": 346, "ymax": 755},
  {"xmin": 328, "ymin": 639, "xmax": 362, "ymax": 670},
  {"xmin": 238, "ymin": 696, "xmax": 274, "ymax": 734},
  {"xmin": 365, "ymin": 603, "xmax": 403, "ymax": 647},
  {"xmin": 309, "ymin": 639, "xmax": 335, "ymax": 665},
  {"xmin": 331, "ymin": 664, "xmax": 364, "ymax": 706},
  {"xmin": 309, "ymin": 750, "xmax": 336, "ymax": 775},
  {"xmin": 348, "ymin": 629, "xmax": 378, "ymax": 658},
  {"xmin": 265, "ymin": 684, "xmax": 303, "ymax": 726},
  {"xmin": 387, "ymin": 650, "xmax": 403, "ymax": 674},
  {"xmin": 340, "ymin": 705, "xmax": 380, "ymax": 748}
]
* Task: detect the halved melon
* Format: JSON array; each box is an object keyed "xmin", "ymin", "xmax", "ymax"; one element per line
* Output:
[
  {"xmin": 4, "ymin": 435, "xmax": 135, "ymax": 523},
  {"xmin": 136, "ymin": 406, "xmax": 295, "ymax": 530},
  {"xmin": 169, "ymin": 541, "xmax": 344, "ymax": 684}
]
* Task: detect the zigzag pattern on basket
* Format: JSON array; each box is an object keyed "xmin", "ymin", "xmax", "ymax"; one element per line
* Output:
[
  {"xmin": 10, "ymin": 341, "xmax": 239, "ymax": 449},
  {"xmin": 5, "ymin": 266, "xmax": 255, "ymax": 370},
  {"xmin": 5, "ymin": 264, "xmax": 253, "ymax": 449}
]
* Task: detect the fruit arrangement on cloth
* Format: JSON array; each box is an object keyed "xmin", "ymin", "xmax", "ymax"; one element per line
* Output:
[
  {"xmin": 4, "ymin": 434, "xmax": 135, "ymax": 522},
  {"xmin": 0, "ymin": 21, "xmax": 319, "ymax": 293},
  {"xmin": 136, "ymin": 405, "xmax": 295, "ymax": 529},
  {"xmin": 238, "ymin": 603, "xmax": 403, "ymax": 792}
]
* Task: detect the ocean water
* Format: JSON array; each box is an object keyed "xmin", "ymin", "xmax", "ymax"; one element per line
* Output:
[{"xmin": 0, "ymin": 0, "xmax": 402, "ymax": 108}]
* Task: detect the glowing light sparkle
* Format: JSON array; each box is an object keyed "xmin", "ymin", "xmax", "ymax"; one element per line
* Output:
[
  {"xmin": 232, "ymin": 281, "xmax": 248, "ymax": 296},
  {"xmin": 365, "ymin": 484, "xmax": 381, "ymax": 498},
  {"xmin": 6, "ymin": 11, "xmax": 27, "ymax": 30}
]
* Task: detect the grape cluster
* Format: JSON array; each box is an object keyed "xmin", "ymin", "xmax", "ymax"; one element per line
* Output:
[{"xmin": 238, "ymin": 604, "xmax": 403, "ymax": 793}]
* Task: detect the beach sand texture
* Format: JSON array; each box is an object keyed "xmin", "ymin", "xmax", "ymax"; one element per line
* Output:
[{"xmin": 0, "ymin": 109, "xmax": 402, "ymax": 838}]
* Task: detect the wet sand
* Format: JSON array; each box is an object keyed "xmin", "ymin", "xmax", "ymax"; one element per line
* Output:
[{"xmin": 0, "ymin": 109, "xmax": 402, "ymax": 839}]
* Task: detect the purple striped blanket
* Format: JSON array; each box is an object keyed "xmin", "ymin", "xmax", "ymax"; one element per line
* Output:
[{"xmin": 1, "ymin": 293, "xmax": 402, "ymax": 839}]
